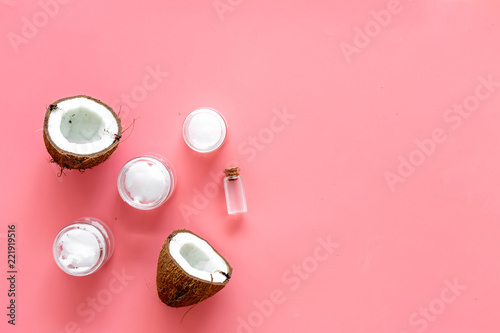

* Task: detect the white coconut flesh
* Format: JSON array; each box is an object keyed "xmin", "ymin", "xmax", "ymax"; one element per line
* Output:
[
  {"xmin": 47, "ymin": 97, "xmax": 119, "ymax": 155},
  {"xmin": 169, "ymin": 232, "xmax": 229, "ymax": 283}
]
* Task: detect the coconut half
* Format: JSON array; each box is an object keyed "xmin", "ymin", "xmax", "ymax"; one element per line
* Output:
[
  {"xmin": 156, "ymin": 229, "xmax": 232, "ymax": 308},
  {"xmin": 43, "ymin": 95, "xmax": 122, "ymax": 170}
]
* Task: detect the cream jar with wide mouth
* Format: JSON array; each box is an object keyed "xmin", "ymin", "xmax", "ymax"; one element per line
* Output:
[
  {"xmin": 53, "ymin": 217, "xmax": 114, "ymax": 277},
  {"xmin": 182, "ymin": 108, "xmax": 227, "ymax": 153},
  {"xmin": 117, "ymin": 155, "xmax": 176, "ymax": 210}
]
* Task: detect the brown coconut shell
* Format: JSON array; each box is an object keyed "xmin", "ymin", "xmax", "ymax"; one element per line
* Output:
[
  {"xmin": 43, "ymin": 95, "xmax": 122, "ymax": 170},
  {"xmin": 156, "ymin": 229, "xmax": 232, "ymax": 308}
]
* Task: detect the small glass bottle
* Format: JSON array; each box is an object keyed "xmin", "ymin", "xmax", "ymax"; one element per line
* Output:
[
  {"xmin": 53, "ymin": 217, "xmax": 114, "ymax": 276},
  {"xmin": 224, "ymin": 167, "xmax": 247, "ymax": 214}
]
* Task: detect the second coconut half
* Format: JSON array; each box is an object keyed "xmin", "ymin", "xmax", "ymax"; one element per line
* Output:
[{"xmin": 156, "ymin": 229, "xmax": 232, "ymax": 308}]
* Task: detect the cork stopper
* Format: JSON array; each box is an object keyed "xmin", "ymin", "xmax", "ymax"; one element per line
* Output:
[{"xmin": 224, "ymin": 166, "xmax": 240, "ymax": 180}]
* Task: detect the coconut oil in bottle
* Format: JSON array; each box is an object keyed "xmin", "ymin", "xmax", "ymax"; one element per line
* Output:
[{"xmin": 223, "ymin": 167, "xmax": 247, "ymax": 214}]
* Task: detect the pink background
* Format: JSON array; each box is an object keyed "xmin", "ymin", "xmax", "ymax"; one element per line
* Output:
[{"xmin": 1, "ymin": 0, "xmax": 500, "ymax": 332}]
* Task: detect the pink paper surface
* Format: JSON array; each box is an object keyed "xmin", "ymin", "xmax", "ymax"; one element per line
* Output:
[{"xmin": 1, "ymin": 0, "xmax": 500, "ymax": 332}]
